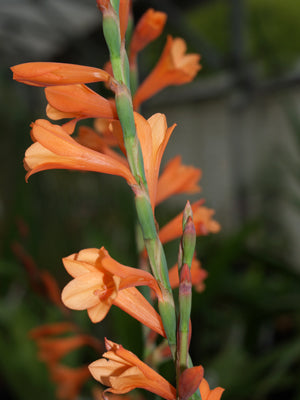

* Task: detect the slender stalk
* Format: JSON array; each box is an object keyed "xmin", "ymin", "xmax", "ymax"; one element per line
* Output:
[{"xmin": 98, "ymin": 0, "xmax": 177, "ymax": 356}]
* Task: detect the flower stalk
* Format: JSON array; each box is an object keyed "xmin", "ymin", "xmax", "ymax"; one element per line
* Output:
[{"xmin": 98, "ymin": 0, "xmax": 177, "ymax": 355}]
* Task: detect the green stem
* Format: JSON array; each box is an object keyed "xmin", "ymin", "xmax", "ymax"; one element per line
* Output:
[{"xmin": 100, "ymin": 0, "xmax": 177, "ymax": 357}]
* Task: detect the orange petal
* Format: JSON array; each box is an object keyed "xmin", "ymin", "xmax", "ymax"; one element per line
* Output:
[
  {"xmin": 156, "ymin": 156, "xmax": 201, "ymax": 205},
  {"xmin": 45, "ymin": 84, "xmax": 117, "ymax": 120},
  {"xmin": 50, "ymin": 365, "xmax": 91, "ymax": 400},
  {"xmin": 113, "ymin": 287, "xmax": 165, "ymax": 337},
  {"xmin": 89, "ymin": 339, "xmax": 176, "ymax": 400},
  {"xmin": 30, "ymin": 322, "xmax": 76, "ymax": 339},
  {"xmin": 133, "ymin": 36, "xmax": 201, "ymax": 108},
  {"xmin": 25, "ymin": 120, "xmax": 135, "ymax": 184},
  {"xmin": 101, "ymin": 252, "xmax": 162, "ymax": 300},
  {"xmin": 199, "ymin": 378, "xmax": 225, "ymax": 400},
  {"xmin": 11, "ymin": 62, "xmax": 111, "ymax": 86},
  {"xmin": 134, "ymin": 112, "xmax": 175, "ymax": 208},
  {"xmin": 77, "ymin": 126, "xmax": 128, "ymax": 166},
  {"xmin": 61, "ymin": 271, "xmax": 109, "ymax": 310},
  {"xmin": 179, "ymin": 366, "xmax": 204, "ymax": 400},
  {"xmin": 130, "ymin": 9, "xmax": 167, "ymax": 62},
  {"xmin": 119, "ymin": 0, "xmax": 131, "ymax": 41}
]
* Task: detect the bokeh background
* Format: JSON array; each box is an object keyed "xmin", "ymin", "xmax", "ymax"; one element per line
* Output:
[{"xmin": 1, "ymin": 0, "xmax": 300, "ymax": 399}]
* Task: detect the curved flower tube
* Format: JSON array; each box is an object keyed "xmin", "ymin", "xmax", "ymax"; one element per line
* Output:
[
  {"xmin": 129, "ymin": 9, "xmax": 167, "ymax": 64},
  {"xmin": 135, "ymin": 112, "xmax": 176, "ymax": 209},
  {"xmin": 156, "ymin": 155, "xmax": 202, "ymax": 205},
  {"xmin": 24, "ymin": 119, "xmax": 136, "ymax": 184},
  {"xmin": 89, "ymin": 338, "xmax": 176, "ymax": 399},
  {"xmin": 61, "ymin": 247, "xmax": 165, "ymax": 336},
  {"xmin": 133, "ymin": 36, "xmax": 201, "ymax": 109},
  {"xmin": 11, "ymin": 62, "xmax": 111, "ymax": 87},
  {"xmin": 45, "ymin": 84, "xmax": 118, "ymax": 121}
]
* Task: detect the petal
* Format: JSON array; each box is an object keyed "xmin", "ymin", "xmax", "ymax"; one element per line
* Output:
[
  {"xmin": 30, "ymin": 322, "xmax": 76, "ymax": 339},
  {"xmin": 87, "ymin": 301, "xmax": 112, "ymax": 323},
  {"xmin": 62, "ymin": 249, "xmax": 101, "ymax": 278},
  {"xmin": 26, "ymin": 120, "xmax": 136, "ymax": 184},
  {"xmin": 61, "ymin": 271, "xmax": 105, "ymax": 310},
  {"xmin": 11, "ymin": 62, "xmax": 111, "ymax": 86},
  {"xmin": 133, "ymin": 36, "xmax": 201, "ymax": 108},
  {"xmin": 130, "ymin": 9, "xmax": 167, "ymax": 60},
  {"xmin": 45, "ymin": 84, "xmax": 117, "ymax": 120},
  {"xmin": 113, "ymin": 287, "xmax": 165, "ymax": 337},
  {"xmin": 156, "ymin": 156, "xmax": 201, "ymax": 205},
  {"xmin": 178, "ymin": 366, "xmax": 204, "ymax": 400},
  {"xmin": 101, "ymin": 251, "xmax": 162, "ymax": 300}
]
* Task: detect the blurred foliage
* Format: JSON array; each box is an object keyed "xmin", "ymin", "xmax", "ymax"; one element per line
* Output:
[{"xmin": 186, "ymin": 0, "xmax": 300, "ymax": 75}]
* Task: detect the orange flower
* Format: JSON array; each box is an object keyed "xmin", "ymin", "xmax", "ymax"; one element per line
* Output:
[
  {"xmin": 76, "ymin": 126, "xmax": 127, "ymax": 166},
  {"xmin": 159, "ymin": 201, "xmax": 221, "ymax": 244},
  {"xmin": 199, "ymin": 378, "xmax": 224, "ymax": 400},
  {"xmin": 30, "ymin": 322, "xmax": 103, "ymax": 367},
  {"xmin": 156, "ymin": 155, "xmax": 201, "ymax": 205},
  {"xmin": 89, "ymin": 338, "xmax": 176, "ymax": 400},
  {"xmin": 61, "ymin": 247, "xmax": 165, "ymax": 336},
  {"xmin": 50, "ymin": 364, "xmax": 91, "ymax": 400},
  {"xmin": 168, "ymin": 257, "xmax": 207, "ymax": 292},
  {"xmin": 129, "ymin": 9, "xmax": 167, "ymax": 64},
  {"xmin": 24, "ymin": 119, "xmax": 135, "ymax": 184},
  {"xmin": 36, "ymin": 335, "xmax": 101, "ymax": 366},
  {"xmin": 134, "ymin": 112, "xmax": 176, "ymax": 209},
  {"xmin": 133, "ymin": 36, "xmax": 201, "ymax": 109},
  {"xmin": 45, "ymin": 84, "xmax": 118, "ymax": 121},
  {"xmin": 30, "ymin": 322, "xmax": 76, "ymax": 338},
  {"xmin": 11, "ymin": 62, "xmax": 111, "ymax": 87},
  {"xmin": 119, "ymin": 0, "xmax": 131, "ymax": 42}
]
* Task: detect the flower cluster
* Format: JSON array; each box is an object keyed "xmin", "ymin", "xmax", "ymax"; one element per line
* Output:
[{"xmin": 12, "ymin": 1, "xmax": 224, "ymax": 399}]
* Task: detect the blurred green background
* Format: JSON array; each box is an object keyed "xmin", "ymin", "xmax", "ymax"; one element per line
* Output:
[{"xmin": 1, "ymin": 0, "xmax": 300, "ymax": 399}]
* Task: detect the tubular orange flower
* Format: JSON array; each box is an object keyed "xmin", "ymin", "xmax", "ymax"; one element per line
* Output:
[
  {"xmin": 50, "ymin": 364, "xmax": 91, "ymax": 400},
  {"xmin": 35, "ymin": 334, "xmax": 101, "ymax": 366},
  {"xmin": 168, "ymin": 257, "xmax": 207, "ymax": 292},
  {"xmin": 45, "ymin": 84, "xmax": 118, "ymax": 121},
  {"xmin": 24, "ymin": 119, "xmax": 136, "ymax": 184},
  {"xmin": 129, "ymin": 9, "xmax": 167, "ymax": 64},
  {"xmin": 133, "ymin": 36, "xmax": 201, "ymax": 109},
  {"xmin": 119, "ymin": 0, "xmax": 131, "ymax": 41},
  {"xmin": 89, "ymin": 338, "xmax": 176, "ymax": 399},
  {"xmin": 30, "ymin": 322, "xmax": 76, "ymax": 339},
  {"xmin": 135, "ymin": 112, "xmax": 176, "ymax": 209},
  {"xmin": 199, "ymin": 378, "xmax": 224, "ymax": 400},
  {"xmin": 61, "ymin": 247, "xmax": 165, "ymax": 336},
  {"xmin": 76, "ymin": 126, "xmax": 127, "ymax": 166},
  {"xmin": 30, "ymin": 322, "xmax": 103, "ymax": 367},
  {"xmin": 159, "ymin": 201, "xmax": 221, "ymax": 244},
  {"xmin": 156, "ymin": 155, "xmax": 202, "ymax": 205},
  {"xmin": 11, "ymin": 62, "xmax": 111, "ymax": 87}
]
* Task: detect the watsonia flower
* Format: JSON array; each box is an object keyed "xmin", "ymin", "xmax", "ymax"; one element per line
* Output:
[
  {"xmin": 129, "ymin": 8, "xmax": 167, "ymax": 65},
  {"xmin": 61, "ymin": 247, "xmax": 165, "ymax": 337},
  {"xmin": 133, "ymin": 36, "xmax": 201, "ymax": 109},
  {"xmin": 11, "ymin": 62, "xmax": 112, "ymax": 87},
  {"xmin": 89, "ymin": 338, "xmax": 176, "ymax": 399},
  {"xmin": 24, "ymin": 119, "xmax": 135, "ymax": 184}
]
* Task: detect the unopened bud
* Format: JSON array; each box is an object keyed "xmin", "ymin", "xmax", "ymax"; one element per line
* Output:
[{"xmin": 182, "ymin": 215, "xmax": 196, "ymax": 267}]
